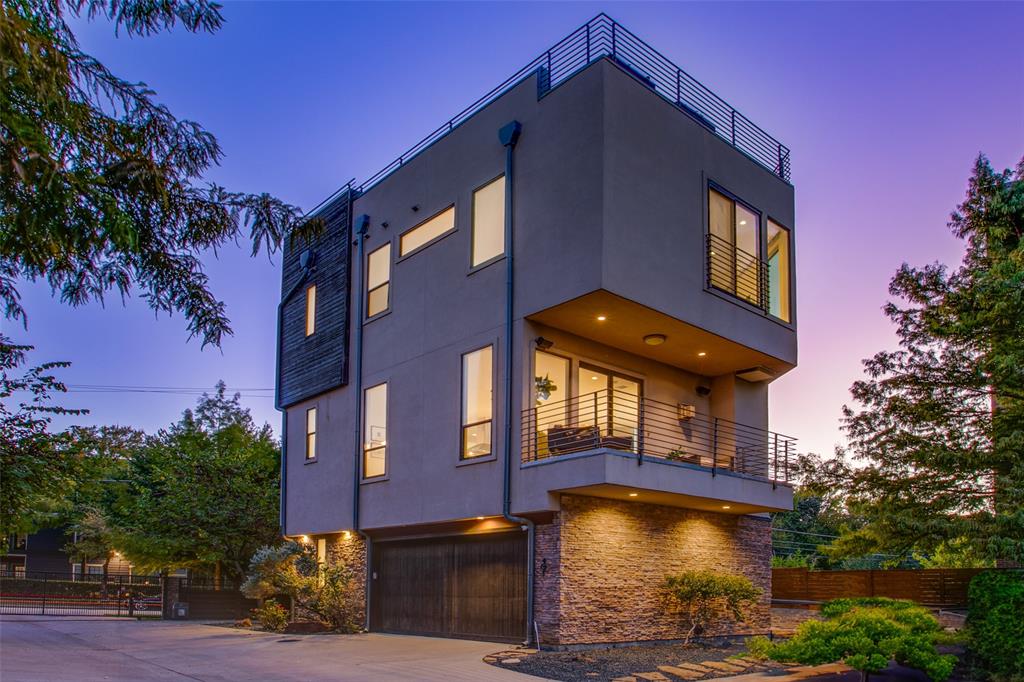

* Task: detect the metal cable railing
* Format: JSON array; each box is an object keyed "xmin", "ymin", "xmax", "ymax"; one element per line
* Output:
[
  {"xmin": 521, "ymin": 389, "xmax": 795, "ymax": 483},
  {"xmin": 352, "ymin": 13, "xmax": 790, "ymax": 197},
  {"xmin": 706, "ymin": 233, "xmax": 769, "ymax": 311}
]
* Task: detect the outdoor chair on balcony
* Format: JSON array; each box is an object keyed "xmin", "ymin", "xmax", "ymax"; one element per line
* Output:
[{"xmin": 547, "ymin": 426, "xmax": 600, "ymax": 454}]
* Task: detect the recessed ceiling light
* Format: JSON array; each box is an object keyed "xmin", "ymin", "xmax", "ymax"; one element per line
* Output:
[
  {"xmin": 698, "ymin": 352, "xmax": 707, "ymax": 357},
  {"xmin": 722, "ymin": 505, "xmax": 731, "ymax": 510},
  {"xmin": 476, "ymin": 516, "xmax": 485, "ymax": 520},
  {"xmin": 628, "ymin": 492, "xmax": 638, "ymax": 497},
  {"xmin": 591, "ymin": 376, "xmax": 598, "ymax": 381},
  {"xmin": 596, "ymin": 315, "xmax": 607, "ymax": 321},
  {"xmin": 643, "ymin": 333, "xmax": 667, "ymax": 346}
]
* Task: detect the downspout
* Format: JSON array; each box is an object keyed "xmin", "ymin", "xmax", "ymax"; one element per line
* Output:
[
  {"xmin": 498, "ymin": 120, "xmax": 536, "ymax": 647},
  {"xmin": 350, "ymin": 213, "xmax": 373, "ymax": 632},
  {"xmin": 276, "ymin": 249, "xmax": 318, "ymax": 536}
]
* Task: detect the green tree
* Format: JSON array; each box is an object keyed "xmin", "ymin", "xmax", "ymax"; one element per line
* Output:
[
  {"xmin": 834, "ymin": 155, "xmax": 1024, "ymax": 565},
  {"xmin": 0, "ymin": 336, "xmax": 85, "ymax": 540},
  {"xmin": 110, "ymin": 383, "xmax": 280, "ymax": 580},
  {"xmin": 1, "ymin": 0, "xmax": 315, "ymax": 347},
  {"xmin": 663, "ymin": 569, "xmax": 761, "ymax": 644}
]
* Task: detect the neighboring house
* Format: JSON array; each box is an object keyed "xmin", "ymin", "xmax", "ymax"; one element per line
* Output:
[
  {"xmin": 277, "ymin": 14, "xmax": 796, "ymax": 647},
  {"xmin": 1, "ymin": 529, "xmax": 132, "ymax": 578}
]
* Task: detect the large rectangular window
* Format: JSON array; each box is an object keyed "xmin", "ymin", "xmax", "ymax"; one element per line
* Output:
[
  {"xmin": 767, "ymin": 220, "xmax": 791, "ymax": 322},
  {"xmin": 461, "ymin": 346, "xmax": 493, "ymax": 459},
  {"xmin": 472, "ymin": 176, "xmax": 505, "ymax": 267},
  {"xmin": 399, "ymin": 206, "xmax": 455, "ymax": 257},
  {"xmin": 305, "ymin": 285, "xmax": 316, "ymax": 336},
  {"xmin": 305, "ymin": 407, "xmax": 317, "ymax": 460},
  {"xmin": 363, "ymin": 383, "xmax": 387, "ymax": 478},
  {"xmin": 708, "ymin": 188, "xmax": 763, "ymax": 309},
  {"xmin": 366, "ymin": 243, "xmax": 391, "ymax": 318}
]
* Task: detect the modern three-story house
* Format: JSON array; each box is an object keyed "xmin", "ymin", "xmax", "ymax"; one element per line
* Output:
[{"xmin": 277, "ymin": 14, "xmax": 797, "ymax": 647}]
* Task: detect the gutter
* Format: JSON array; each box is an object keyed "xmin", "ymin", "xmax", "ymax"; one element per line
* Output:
[
  {"xmin": 497, "ymin": 120, "xmax": 536, "ymax": 647},
  {"xmin": 350, "ymin": 213, "xmax": 373, "ymax": 632}
]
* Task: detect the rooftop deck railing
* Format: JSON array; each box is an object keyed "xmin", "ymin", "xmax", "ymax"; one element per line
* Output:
[
  {"xmin": 522, "ymin": 389, "xmax": 795, "ymax": 484},
  {"xmin": 339, "ymin": 13, "xmax": 789, "ymax": 207}
]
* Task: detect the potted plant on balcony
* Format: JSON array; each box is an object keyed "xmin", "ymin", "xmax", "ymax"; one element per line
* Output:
[{"xmin": 535, "ymin": 374, "xmax": 557, "ymax": 403}]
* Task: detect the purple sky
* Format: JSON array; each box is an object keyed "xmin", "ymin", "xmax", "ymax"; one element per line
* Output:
[{"xmin": 10, "ymin": 2, "xmax": 1023, "ymax": 458}]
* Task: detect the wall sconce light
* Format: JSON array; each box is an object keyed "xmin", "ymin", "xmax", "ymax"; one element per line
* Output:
[
  {"xmin": 677, "ymin": 403, "xmax": 695, "ymax": 420},
  {"xmin": 696, "ymin": 385, "xmax": 711, "ymax": 397},
  {"xmin": 535, "ymin": 336, "xmax": 554, "ymax": 350}
]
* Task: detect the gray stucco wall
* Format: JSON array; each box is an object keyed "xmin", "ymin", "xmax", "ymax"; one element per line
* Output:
[{"xmin": 284, "ymin": 58, "xmax": 795, "ymax": 535}]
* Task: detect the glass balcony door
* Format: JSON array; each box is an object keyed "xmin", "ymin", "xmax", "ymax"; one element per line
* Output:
[{"xmin": 578, "ymin": 364, "xmax": 641, "ymax": 450}]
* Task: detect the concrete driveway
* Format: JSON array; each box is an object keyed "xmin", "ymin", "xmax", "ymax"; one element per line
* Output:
[{"xmin": 0, "ymin": 616, "xmax": 545, "ymax": 681}]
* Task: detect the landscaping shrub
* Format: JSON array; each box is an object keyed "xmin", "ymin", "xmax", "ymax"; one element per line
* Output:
[
  {"xmin": 663, "ymin": 569, "xmax": 761, "ymax": 644},
  {"xmin": 967, "ymin": 570, "xmax": 1024, "ymax": 681},
  {"xmin": 252, "ymin": 599, "xmax": 288, "ymax": 632},
  {"xmin": 748, "ymin": 597, "xmax": 955, "ymax": 682}
]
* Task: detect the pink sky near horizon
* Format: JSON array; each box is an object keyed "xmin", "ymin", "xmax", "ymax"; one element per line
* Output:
[{"xmin": 8, "ymin": 2, "xmax": 1023, "ymax": 460}]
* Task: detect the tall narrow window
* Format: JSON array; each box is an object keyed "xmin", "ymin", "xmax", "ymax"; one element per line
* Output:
[
  {"xmin": 363, "ymin": 383, "xmax": 387, "ymax": 478},
  {"xmin": 461, "ymin": 346, "xmax": 493, "ymax": 459},
  {"xmin": 767, "ymin": 220, "xmax": 791, "ymax": 322},
  {"xmin": 399, "ymin": 206, "xmax": 455, "ymax": 256},
  {"xmin": 472, "ymin": 176, "xmax": 505, "ymax": 266},
  {"xmin": 305, "ymin": 285, "xmax": 317, "ymax": 336},
  {"xmin": 305, "ymin": 407, "xmax": 317, "ymax": 460},
  {"xmin": 366, "ymin": 243, "xmax": 391, "ymax": 318},
  {"xmin": 707, "ymin": 188, "xmax": 763, "ymax": 309}
]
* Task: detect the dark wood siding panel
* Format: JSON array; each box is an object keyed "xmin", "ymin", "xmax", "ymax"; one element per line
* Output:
[
  {"xmin": 278, "ymin": 191, "xmax": 352, "ymax": 407},
  {"xmin": 371, "ymin": 532, "xmax": 527, "ymax": 642}
]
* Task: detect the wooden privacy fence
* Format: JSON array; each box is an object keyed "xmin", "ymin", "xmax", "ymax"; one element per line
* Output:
[{"xmin": 772, "ymin": 567, "xmax": 985, "ymax": 607}]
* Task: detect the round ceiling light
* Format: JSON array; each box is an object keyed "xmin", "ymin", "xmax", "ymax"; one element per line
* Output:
[{"xmin": 643, "ymin": 334, "xmax": 667, "ymax": 346}]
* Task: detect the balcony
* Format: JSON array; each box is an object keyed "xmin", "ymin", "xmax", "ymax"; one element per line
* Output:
[
  {"xmin": 521, "ymin": 389, "xmax": 795, "ymax": 485},
  {"xmin": 706, "ymin": 233, "xmax": 769, "ymax": 313}
]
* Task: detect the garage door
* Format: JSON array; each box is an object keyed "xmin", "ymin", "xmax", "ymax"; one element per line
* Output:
[{"xmin": 370, "ymin": 531, "xmax": 527, "ymax": 642}]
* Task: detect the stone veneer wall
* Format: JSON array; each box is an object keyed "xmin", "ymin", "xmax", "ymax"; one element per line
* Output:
[
  {"xmin": 324, "ymin": 531, "xmax": 367, "ymax": 625},
  {"xmin": 533, "ymin": 494, "xmax": 771, "ymax": 647}
]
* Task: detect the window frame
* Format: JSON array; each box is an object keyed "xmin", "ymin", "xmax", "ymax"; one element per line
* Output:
[
  {"xmin": 469, "ymin": 174, "xmax": 506, "ymax": 271},
  {"xmin": 365, "ymin": 242, "xmax": 392, "ymax": 321},
  {"xmin": 304, "ymin": 407, "xmax": 317, "ymax": 462},
  {"xmin": 459, "ymin": 344, "xmax": 495, "ymax": 462},
  {"xmin": 305, "ymin": 284, "xmax": 317, "ymax": 336},
  {"xmin": 765, "ymin": 215, "xmax": 794, "ymax": 324},
  {"xmin": 397, "ymin": 205, "xmax": 456, "ymax": 260},
  {"xmin": 361, "ymin": 381, "xmax": 389, "ymax": 481}
]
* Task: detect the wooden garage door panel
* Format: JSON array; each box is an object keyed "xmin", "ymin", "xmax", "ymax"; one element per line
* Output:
[{"xmin": 372, "ymin": 532, "xmax": 526, "ymax": 642}]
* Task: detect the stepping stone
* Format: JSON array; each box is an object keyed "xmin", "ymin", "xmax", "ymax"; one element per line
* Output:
[
  {"xmin": 729, "ymin": 658, "xmax": 761, "ymax": 666},
  {"xmin": 676, "ymin": 663, "xmax": 713, "ymax": 673},
  {"xmin": 502, "ymin": 658, "xmax": 520, "ymax": 664},
  {"xmin": 701, "ymin": 661, "xmax": 745, "ymax": 672},
  {"xmin": 657, "ymin": 665, "xmax": 705, "ymax": 680},
  {"xmin": 611, "ymin": 678, "xmax": 637, "ymax": 682},
  {"xmin": 634, "ymin": 673, "xmax": 671, "ymax": 681}
]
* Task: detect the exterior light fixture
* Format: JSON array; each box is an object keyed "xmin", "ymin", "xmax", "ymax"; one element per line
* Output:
[
  {"xmin": 739, "ymin": 220, "xmax": 747, "ymax": 226},
  {"xmin": 596, "ymin": 315, "xmax": 607, "ymax": 321},
  {"xmin": 722, "ymin": 505, "xmax": 731, "ymax": 510},
  {"xmin": 736, "ymin": 366, "xmax": 774, "ymax": 383},
  {"xmin": 535, "ymin": 336, "xmax": 554, "ymax": 350},
  {"xmin": 300, "ymin": 535, "xmax": 311, "ymax": 544},
  {"xmin": 628, "ymin": 492, "xmax": 638, "ymax": 497},
  {"xmin": 697, "ymin": 351, "xmax": 707, "ymax": 357},
  {"xmin": 342, "ymin": 531, "xmax": 351, "ymax": 539},
  {"xmin": 643, "ymin": 334, "xmax": 667, "ymax": 346},
  {"xmin": 476, "ymin": 516, "xmax": 485, "ymax": 521}
]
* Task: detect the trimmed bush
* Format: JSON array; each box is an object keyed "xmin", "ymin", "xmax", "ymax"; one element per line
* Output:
[
  {"xmin": 664, "ymin": 569, "xmax": 762, "ymax": 644},
  {"xmin": 748, "ymin": 597, "xmax": 955, "ymax": 682},
  {"xmin": 252, "ymin": 599, "xmax": 288, "ymax": 632},
  {"xmin": 968, "ymin": 570, "xmax": 1024, "ymax": 681}
]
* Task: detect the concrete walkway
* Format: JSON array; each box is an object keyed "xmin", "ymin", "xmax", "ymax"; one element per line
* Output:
[{"xmin": 0, "ymin": 615, "xmax": 545, "ymax": 681}]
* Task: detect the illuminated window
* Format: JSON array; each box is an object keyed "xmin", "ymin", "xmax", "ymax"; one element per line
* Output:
[
  {"xmin": 767, "ymin": 220, "xmax": 791, "ymax": 322},
  {"xmin": 305, "ymin": 285, "xmax": 316, "ymax": 336},
  {"xmin": 399, "ymin": 206, "xmax": 455, "ymax": 256},
  {"xmin": 708, "ymin": 188, "xmax": 762, "ymax": 308},
  {"xmin": 366, "ymin": 243, "xmax": 391, "ymax": 318},
  {"xmin": 363, "ymin": 383, "xmax": 387, "ymax": 478},
  {"xmin": 472, "ymin": 176, "xmax": 505, "ymax": 267},
  {"xmin": 461, "ymin": 346, "xmax": 493, "ymax": 459},
  {"xmin": 305, "ymin": 408, "xmax": 317, "ymax": 460}
]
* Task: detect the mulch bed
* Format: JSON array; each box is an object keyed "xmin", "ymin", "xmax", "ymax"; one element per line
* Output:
[{"xmin": 489, "ymin": 641, "xmax": 784, "ymax": 681}]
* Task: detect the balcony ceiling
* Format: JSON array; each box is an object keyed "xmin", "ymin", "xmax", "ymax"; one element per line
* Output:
[{"xmin": 527, "ymin": 290, "xmax": 793, "ymax": 378}]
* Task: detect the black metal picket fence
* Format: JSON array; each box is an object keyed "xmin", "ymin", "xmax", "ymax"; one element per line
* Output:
[{"xmin": 0, "ymin": 570, "xmax": 163, "ymax": 617}]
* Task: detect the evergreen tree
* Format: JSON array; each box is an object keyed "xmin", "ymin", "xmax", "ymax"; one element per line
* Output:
[{"xmin": 833, "ymin": 155, "xmax": 1024, "ymax": 564}]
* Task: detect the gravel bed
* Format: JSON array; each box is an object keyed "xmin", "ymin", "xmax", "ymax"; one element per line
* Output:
[{"xmin": 491, "ymin": 641, "xmax": 783, "ymax": 681}]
